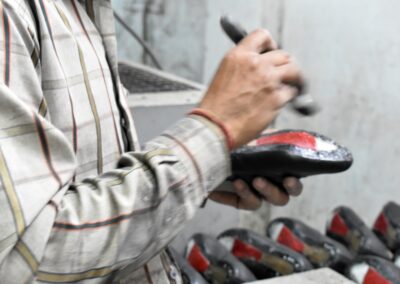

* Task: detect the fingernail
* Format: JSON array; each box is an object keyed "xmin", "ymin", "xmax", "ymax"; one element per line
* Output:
[
  {"xmin": 284, "ymin": 178, "xmax": 302, "ymax": 195},
  {"xmin": 254, "ymin": 178, "xmax": 266, "ymax": 189},
  {"xmin": 284, "ymin": 178, "xmax": 296, "ymax": 189},
  {"xmin": 234, "ymin": 180, "xmax": 246, "ymax": 192}
]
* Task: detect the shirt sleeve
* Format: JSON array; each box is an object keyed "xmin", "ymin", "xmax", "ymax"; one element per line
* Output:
[{"xmin": 0, "ymin": 2, "xmax": 231, "ymax": 282}]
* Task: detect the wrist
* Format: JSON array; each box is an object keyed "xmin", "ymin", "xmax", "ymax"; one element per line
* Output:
[{"xmin": 188, "ymin": 108, "xmax": 235, "ymax": 151}]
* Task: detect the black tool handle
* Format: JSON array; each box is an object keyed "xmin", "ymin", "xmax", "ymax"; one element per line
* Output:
[{"xmin": 220, "ymin": 16, "xmax": 248, "ymax": 45}]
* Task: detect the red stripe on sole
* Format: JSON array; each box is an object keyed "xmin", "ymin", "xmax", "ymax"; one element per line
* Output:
[
  {"xmin": 329, "ymin": 213, "xmax": 349, "ymax": 236},
  {"xmin": 231, "ymin": 239, "xmax": 262, "ymax": 261},
  {"xmin": 374, "ymin": 212, "xmax": 389, "ymax": 235},
  {"xmin": 257, "ymin": 132, "xmax": 317, "ymax": 150},
  {"xmin": 363, "ymin": 268, "xmax": 391, "ymax": 284},
  {"xmin": 187, "ymin": 244, "xmax": 210, "ymax": 273},
  {"xmin": 277, "ymin": 226, "xmax": 305, "ymax": 253}
]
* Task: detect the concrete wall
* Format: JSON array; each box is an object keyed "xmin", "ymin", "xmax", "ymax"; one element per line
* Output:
[{"xmin": 114, "ymin": 0, "xmax": 400, "ymax": 237}]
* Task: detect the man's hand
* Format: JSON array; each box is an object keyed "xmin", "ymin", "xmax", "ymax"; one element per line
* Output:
[
  {"xmin": 209, "ymin": 177, "xmax": 303, "ymax": 210},
  {"xmin": 201, "ymin": 29, "xmax": 304, "ymax": 209},
  {"xmin": 199, "ymin": 29, "xmax": 303, "ymax": 149}
]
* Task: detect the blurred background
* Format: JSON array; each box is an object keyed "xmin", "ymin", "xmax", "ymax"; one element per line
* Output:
[{"xmin": 113, "ymin": 0, "xmax": 400, "ymax": 253}]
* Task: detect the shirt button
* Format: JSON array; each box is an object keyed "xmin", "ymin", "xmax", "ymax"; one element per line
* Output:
[{"xmin": 169, "ymin": 266, "xmax": 178, "ymax": 280}]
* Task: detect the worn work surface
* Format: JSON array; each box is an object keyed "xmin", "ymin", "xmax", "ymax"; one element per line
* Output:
[{"xmin": 248, "ymin": 268, "xmax": 355, "ymax": 284}]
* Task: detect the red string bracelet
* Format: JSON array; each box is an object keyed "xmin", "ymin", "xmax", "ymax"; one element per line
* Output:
[{"xmin": 189, "ymin": 108, "xmax": 235, "ymax": 151}]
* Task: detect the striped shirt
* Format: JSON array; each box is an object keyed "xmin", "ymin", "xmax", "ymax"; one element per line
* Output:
[{"xmin": 0, "ymin": 0, "xmax": 230, "ymax": 283}]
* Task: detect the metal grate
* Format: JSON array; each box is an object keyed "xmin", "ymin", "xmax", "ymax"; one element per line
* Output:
[{"xmin": 119, "ymin": 63, "xmax": 198, "ymax": 94}]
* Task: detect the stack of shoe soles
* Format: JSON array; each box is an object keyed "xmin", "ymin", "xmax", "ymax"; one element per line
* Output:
[{"xmin": 173, "ymin": 202, "xmax": 400, "ymax": 284}]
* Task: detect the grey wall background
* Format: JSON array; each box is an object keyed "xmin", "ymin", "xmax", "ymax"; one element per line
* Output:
[{"xmin": 113, "ymin": 0, "xmax": 400, "ymax": 237}]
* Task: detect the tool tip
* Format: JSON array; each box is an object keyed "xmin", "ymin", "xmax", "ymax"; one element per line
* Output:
[{"xmin": 291, "ymin": 94, "xmax": 320, "ymax": 116}]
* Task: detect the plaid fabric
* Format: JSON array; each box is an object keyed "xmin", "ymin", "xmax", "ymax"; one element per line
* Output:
[{"xmin": 0, "ymin": 0, "xmax": 230, "ymax": 283}]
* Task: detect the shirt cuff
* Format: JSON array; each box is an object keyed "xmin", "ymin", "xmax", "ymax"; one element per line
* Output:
[{"xmin": 148, "ymin": 116, "xmax": 231, "ymax": 194}]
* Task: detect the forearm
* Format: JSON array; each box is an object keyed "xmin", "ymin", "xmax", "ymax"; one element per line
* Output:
[{"xmin": 36, "ymin": 116, "xmax": 230, "ymax": 280}]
